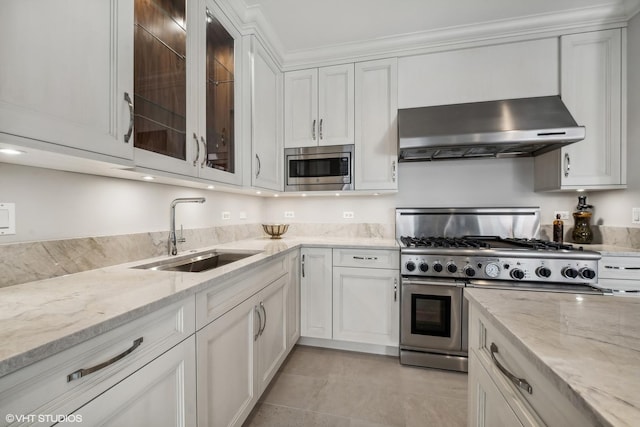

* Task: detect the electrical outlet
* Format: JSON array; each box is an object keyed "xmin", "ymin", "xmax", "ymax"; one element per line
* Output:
[
  {"xmin": 632, "ymin": 207, "xmax": 640, "ymax": 224},
  {"xmin": 554, "ymin": 211, "xmax": 570, "ymax": 220},
  {"xmin": 221, "ymin": 211, "xmax": 231, "ymax": 220},
  {"xmin": 343, "ymin": 211, "xmax": 354, "ymax": 219},
  {"xmin": 284, "ymin": 211, "xmax": 295, "ymax": 219},
  {"xmin": 239, "ymin": 211, "xmax": 247, "ymax": 220}
]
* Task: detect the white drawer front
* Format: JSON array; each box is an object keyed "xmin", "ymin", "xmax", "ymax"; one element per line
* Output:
[
  {"xmin": 0, "ymin": 297, "xmax": 195, "ymax": 427},
  {"xmin": 470, "ymin": 306, "xmax": 595, "ymax": 427},
  {"xmin": 599, "ymin": 255, "xmax": 640, "ymax": 280},
  {"xmin": 332, "ymin": 248, "xmax": 399, "ymax": 269}
]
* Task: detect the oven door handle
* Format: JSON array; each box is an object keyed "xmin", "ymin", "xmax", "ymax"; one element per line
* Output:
[{"xmin": 401, "ymin": 278, "xmax": 465, "ymax": 288}]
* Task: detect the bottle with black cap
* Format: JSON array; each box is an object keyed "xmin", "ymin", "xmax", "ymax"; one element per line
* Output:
[{"xmin": 553, "ymin": 213, "xmax": 564, "ymax": 243}]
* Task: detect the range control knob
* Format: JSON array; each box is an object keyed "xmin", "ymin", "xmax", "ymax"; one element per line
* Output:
[
  {"xmin": 419, "ymin": 262, "xmax": 429, "ymax": 272},
  {"xmin": 580, "ymin": 268, "xmax": 596, "ymax": 280},
  {"xmin": 510, "ymin": 268, "xmax": 525, "ymax": 280},
  {"xmin": 406, "ymin": 261, "xmax": 416, "ymax": 272},
  {"xmin": 463, "ymin": 266, "xmax": 476, "ymax": 277},
  {"xmin": 433, "ymin": 262, "xmax": 443, "ymax": 273},
  {"xmin": 562, "ymin": 267, "xmax": 579, "ymax": 279},
  {"xmin": 447, "ymin": 263, "xmax": 458, "ymax": 273},
  {"xmin": 536, "ymin": 267, "xmax": 552, "ymax": 278}
]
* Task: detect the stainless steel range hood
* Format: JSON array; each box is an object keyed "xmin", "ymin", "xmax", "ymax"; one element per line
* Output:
[{"xmin": 398, "ymin": 96, "xmax": 585, "ymax": 162}]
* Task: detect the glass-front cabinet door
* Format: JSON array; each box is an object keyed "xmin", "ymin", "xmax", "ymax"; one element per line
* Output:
[
  {"xmin": 197, "ymin": 0, "xmax": 242, "ymax": 185},
  {"xmin": 133, "ymin": 0, "xmax": 242, "ymax": 184}
]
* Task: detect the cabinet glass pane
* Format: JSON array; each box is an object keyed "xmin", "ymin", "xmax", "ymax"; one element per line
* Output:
[
  {"xmin": 205, "ymin": 10, "xmax": 235, "ymax": 173},
  {"xmin": 134, "ymin": 0, "xmax": 187, "ymax": 160}
]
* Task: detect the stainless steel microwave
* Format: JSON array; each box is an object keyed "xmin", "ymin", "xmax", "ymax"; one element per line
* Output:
[{"xmin": 285, "ymin": 145, "xmax": 354, "ymax": 191}]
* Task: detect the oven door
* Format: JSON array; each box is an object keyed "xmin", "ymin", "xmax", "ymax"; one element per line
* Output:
[{"xmin": 401, "ymin": 278, "xmax": 465, "ymax": 353}]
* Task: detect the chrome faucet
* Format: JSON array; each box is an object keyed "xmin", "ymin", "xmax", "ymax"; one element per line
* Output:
[{"xmin": 169, "ymin": 197, "xmax": 206, "ymax": 255}]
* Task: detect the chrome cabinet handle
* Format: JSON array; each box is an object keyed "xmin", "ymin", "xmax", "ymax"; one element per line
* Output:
[
  {"xmin": 259, "ymin": 302, "xmax": 267, "ymax": 336},
  {"xmin": 256, "ymin": 154, "xmax": 261, "ymax": 178},
  {"xmin": 124, "ymin": 92, "xmax": 133, "ymax": 143},
  {"xmin": 564, "ymin": 153, "xmax": 570, "ymax": 178},
  {"xmin": 319, "ymin": 119, "xmax": 323, "ymax": 140},
  {"xmin": 353, "ymin": 256, "xmax": 378, "ymax": 261},
  {"xmin": 312, "ymin": 120, "xmax": 316, "ymax": 140},
  {"xmin": 67, "ymin": 337, "xmax": 143, "ymax": 382},
  {"xmin": 254, "ymin": 306, "xmax": 262, "ymax": 341},
  {"xmin": 490, "ymin": 342, "xmax": 533, "ymax": 394},
  {"xmin": 392, "ymin": 160, "xmax": 397, "ymax": 182},
  {"xmin": 200, "ymin": 136, "xmax": 207, "ymax": 168},
  {"xmin": 193, "ymin": 133, "xmax": 200, "ymax": 166},
  {"xmin": 394, "ymin": 278, "xmax": 398, "ymax": 302},
  {"xmin": 301, "ymin": 254, "xmax": 305, "ymax": 278}
]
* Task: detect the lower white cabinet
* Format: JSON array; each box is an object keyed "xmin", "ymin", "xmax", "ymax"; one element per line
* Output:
[
  {"xmin": 65, "ymin": 336, "xmax": 196, "ymax": 426},
  {"xmin": 286, "ymin": 250, "xmax": 301, "ymax": 350},
  {"xmin": 332, "ymin": 266, "xmax": 399, "ymax": 346},
  {"xmin": 468, "ymin": 303, "xmax": 594, "ymax": 427},
  {"xmin": 468, "ymin": 351, "xmax": 527, "ymax": 427},
  {"xmin": 196, "ymin": 274, "xmax": 288, "ymax": 427},
  {"xmin": 300, "ymin": 247, "xmax": 333, "ymax": 339}
]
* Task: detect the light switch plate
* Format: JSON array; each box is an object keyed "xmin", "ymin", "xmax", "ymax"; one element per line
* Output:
[
  {"xmin": 221, "ymin": 211, "xmax": 231, "ymax": 220},
  {"xmin": 239, "ymin": 212, "xmax": 247, "ymax": 220},
  {"xmin": 554, "ymin": 211, "xmax": 570, "ymax": 220},
  {"xmin": 632, "ymin": 208, "xmax": 640, "ymax": 224},
  {"xmin": 284, "ymin": 211, "xmax": 295, "ymax": 219},
  {"xmin": 343, "ymin": 211, "xmax": 354, "ymax": 219},
  {"xmin": 0, "ymin": 203, "xmax": 16, "ymax": 235}
]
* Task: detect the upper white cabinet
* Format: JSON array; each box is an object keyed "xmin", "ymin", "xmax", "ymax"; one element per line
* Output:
[
  {"xmin": 284, "ymin": 64, "xmax": 354, "ymax": 148},
  {"xmin": 133, "ymin": 0, "xmax": 243, "ymax": 185},
  {"xmin": 0, "ymin": 0, "xmax": 134, "ymax": 162},
  {"xmin": 250, "ymin": 37, "xmax": 284, "ymax": 191},
  {"xmin": 354, "ymin": 58, "xmax": 398, "ymax": 191},
  {"xmin": 534, "ymin": 29, "xmax": 626, "ymax": 191},
  {"xmin": 398, "ymin": 38, "xmax": 559, "ymax": 108}
]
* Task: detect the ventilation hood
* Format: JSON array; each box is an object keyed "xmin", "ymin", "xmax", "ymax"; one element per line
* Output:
[{"xmin": 398, "ymin": 96, "xmax": 585, "ymax": 162}]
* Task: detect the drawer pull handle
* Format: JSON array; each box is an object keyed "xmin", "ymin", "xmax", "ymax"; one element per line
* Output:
[
  {"xmin": 67, "ymin": 337, "xmax": 143, "ymax": 382},
  {"xmin": 353, "ymin": 256, "xmax": 378, "ymax": 261},
  {"xmin": 490, "ymin": 342, "xmax": 533, "ymax": 394},
  {"xmin": 259, "ymin": 302, "xmax": 267, "ymax": 336},
  {"xmin": 124, "ymin": 92, "xmax": 133, "ymax": 143}
]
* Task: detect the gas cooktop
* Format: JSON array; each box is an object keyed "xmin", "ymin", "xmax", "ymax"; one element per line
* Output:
[{"xmin": 400, "ymin": 236, "xmax": 579, "ymax": 251}]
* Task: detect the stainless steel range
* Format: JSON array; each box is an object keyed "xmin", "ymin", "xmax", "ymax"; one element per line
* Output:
[{"xmin": 396, "ymin": 207, "xmax": 602, "ymax": 372}]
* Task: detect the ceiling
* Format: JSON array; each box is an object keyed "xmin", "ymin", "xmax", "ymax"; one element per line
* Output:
[{"xmin": 241, "ymin": 0, "xmax": 640, "ymax": 53}]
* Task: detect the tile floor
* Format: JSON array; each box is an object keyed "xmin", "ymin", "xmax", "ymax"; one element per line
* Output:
[{"xmin": 243, "ymin": 345, "xmax": 468, "ymax": 427}]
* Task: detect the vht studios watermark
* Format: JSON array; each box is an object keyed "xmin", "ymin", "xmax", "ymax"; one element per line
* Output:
[{"xmin": 5, "ymin": 413, "xmax": 83, "ymax": 423}]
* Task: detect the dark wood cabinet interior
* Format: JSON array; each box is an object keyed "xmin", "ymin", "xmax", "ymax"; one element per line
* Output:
[{"xmin": 134, "ymin": 0, "xmax": 187, "ymax": 160}]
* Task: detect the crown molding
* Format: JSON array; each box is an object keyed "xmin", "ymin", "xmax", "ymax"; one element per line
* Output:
[{"xmin": 220, "ymin": 1, "xmax": 637, "ymax": 71}]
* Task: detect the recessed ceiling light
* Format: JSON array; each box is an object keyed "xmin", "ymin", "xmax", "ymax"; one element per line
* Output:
[
  {"xmin": 0, "ymin": 148, "xmax": 25, "ymax": 155},
  {"xmin": 142, "ymin": 176, "xmax": 155, "ymax": 181}
]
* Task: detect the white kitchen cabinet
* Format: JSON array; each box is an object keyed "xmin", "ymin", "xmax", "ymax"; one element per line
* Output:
[
  {"xmin": 133, "ymin": 0, "xmax": 243, "ymax": 185},
  {"xmin": 467, "ymin": 303, "xmax": 594, "ymax": 427},
  {"xmin": 196, "ymin": 274, "xmax": 288, "ymax": 427},
  {"xmin": 332, "ymin": 267, "xmax": 399, "ymax": 346},
  {"xmin": 0, "ymin": 0, "xmax": 134, "ymax": 162},
  {"xmin": 598, "ymin": 253, "xmax": 640, "ymax": 292},
  {"xmin": 332, "ymin": 248, "xmax": 399, "ymax": 347},
  {"xmin": 286, "ymin": 250, "xmax": 301, "ymax": 350},
  {"xmin": 0, "ymin": 297, "xmax": 195, "ymax": 427},
  {"xmin": 284, "ymin": 64, "xmax": 354, "ymax": 148},
  {"xmin": 534, "ymin": 28, "xmax": 626, "ymax": 191},
  {"xmin": 250, "ymin": 36, "xmax": 284, "ymax": 191},
  {"xmin": 300, "ymin": 247, "xmax": 333, "ymax": 339},
  {"xmin": 468, "ymin": 351, "xmax": 528, "ymax": 427},
  {"xmin": 64, "ymin": 336, "xmax": 196, "ymax": 427},
  {"xmin": 354, "ymin": 58, "xmax": 398, "ymax": 191}
]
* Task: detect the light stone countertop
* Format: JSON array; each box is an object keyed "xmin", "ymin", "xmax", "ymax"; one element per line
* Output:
[
  {"xmin": 465, "ymin": 288, "xmax": 640, "ymax": 427},
  {"xmin": 579, "ymin": 244, "xmax": 640, "ymax": 256},
  {"xmin": 0, "ymin": 236, "xmax": 398, "ymax": 378}
]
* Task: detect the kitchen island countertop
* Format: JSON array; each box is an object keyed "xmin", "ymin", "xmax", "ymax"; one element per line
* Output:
[
  {"xmin": 0, "ymin": 236, "xmax": 398, "ymax": 377},
  {"xmin": 465, "ymin": 287, "xmax": 640, "ymax": 427}
]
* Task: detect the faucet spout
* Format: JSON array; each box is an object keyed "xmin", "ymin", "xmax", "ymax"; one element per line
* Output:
[{"xmin": 169, "ymin": 197, "xmax": 206, "ymax": 255}]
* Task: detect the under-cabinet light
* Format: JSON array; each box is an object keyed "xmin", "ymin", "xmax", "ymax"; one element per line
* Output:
[
  {"xmin": 142, "ymin": 176, "xmax": 155, "ymax": 181},
  {"xmin": 0, "ymin": 148, "xmax": 24, "ymax": 155},
  {"xmin": 207, "ymin": 185, "xmax": 215, "ymax": 190}
]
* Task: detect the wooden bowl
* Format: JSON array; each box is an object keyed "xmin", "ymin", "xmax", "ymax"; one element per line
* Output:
[{"xmin": 262, "ymin": 224, "xmax": 289, "ymax": 239}]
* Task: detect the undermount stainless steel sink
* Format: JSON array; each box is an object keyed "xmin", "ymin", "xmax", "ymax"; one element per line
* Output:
[{"xmin": 133, "ymin": 250, "xmax": 261, "ymax": 273}]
